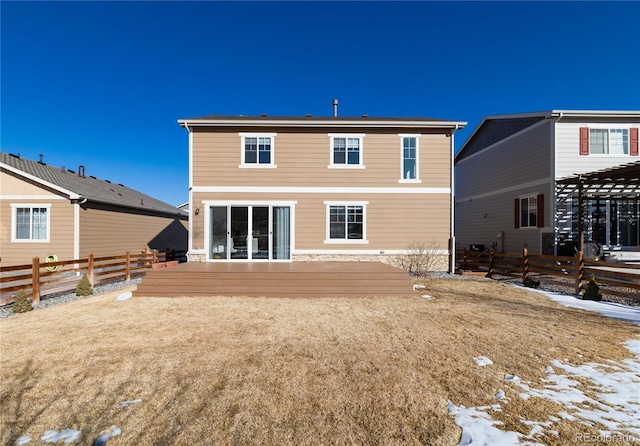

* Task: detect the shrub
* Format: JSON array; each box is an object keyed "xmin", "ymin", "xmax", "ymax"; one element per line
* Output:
[
  {"xmin": 582, "ymin": 278, "xmax": 602, "ymax": 301},
  {"xmin": 76, "ymin": 274, "xmax": 94, "ymax": 296},
  {"xmin": 12, "ymin": 289, "xmax": 33, "ymax": 313},
  {"xmin": 523, "ymin": 277, "xmax": 540, "ymax": 289},
  {"xmin": 393, "ymin": 240, "xmax": 442, "ymax": 277}
]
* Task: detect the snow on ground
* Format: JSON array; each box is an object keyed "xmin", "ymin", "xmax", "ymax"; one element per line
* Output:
[{"xmin": 450, "ymin": 288, "xmax": 640, "ymax": 445}]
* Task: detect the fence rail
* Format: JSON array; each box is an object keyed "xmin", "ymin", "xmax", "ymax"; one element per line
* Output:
[
  {"xmin": 0, "ymin": 249, "xmax": 178, "ymax": 306},
  {"xmin": 456, "ymin": 248, "xmax": 639, "ymax": 301}
]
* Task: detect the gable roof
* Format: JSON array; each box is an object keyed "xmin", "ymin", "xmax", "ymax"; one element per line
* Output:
[
  {"xmin": 1, "ymin": 152, "xmax": 185, "ymax": 217},
  {"xmin": 178, "ymin": 114, "xmax": 467, "ymax": 130},
  {"xmin": 456, "ymin": 110, "xmax": 640, "ymax": 163}
]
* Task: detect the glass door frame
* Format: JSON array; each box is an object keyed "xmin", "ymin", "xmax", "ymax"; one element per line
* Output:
[{"xmin": 203, "ymin": 201, "xmax": 295, "ymax": 262}]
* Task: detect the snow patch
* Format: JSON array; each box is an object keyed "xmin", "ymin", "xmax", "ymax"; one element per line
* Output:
[
  {"xmin": 473, "ymin": 356, "xmax": 493, "ymax": 367},
  {"xmin": 115, "ymin": 291, "xmax": 132, "ymax": 301}
]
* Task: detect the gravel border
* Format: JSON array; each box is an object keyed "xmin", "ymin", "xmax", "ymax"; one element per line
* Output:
[{"xmin": 0, "ymin": 278, "xmax": 141, "ymax": 320}]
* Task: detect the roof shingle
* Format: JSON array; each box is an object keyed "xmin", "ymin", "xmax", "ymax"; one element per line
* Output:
[{"xmin": 1, "ymin": 152, "xmax": 184, "ymax": 217}]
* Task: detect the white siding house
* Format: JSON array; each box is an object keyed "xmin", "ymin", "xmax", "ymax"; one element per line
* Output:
[{"xmin": 455, "ymin": 110, "xmax": 640, "ymax": 258}]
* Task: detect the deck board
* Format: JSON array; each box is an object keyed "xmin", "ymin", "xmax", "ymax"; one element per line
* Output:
[{"xmin": 133, "ymin": 262, "xmax": 414, "ymax": 298}]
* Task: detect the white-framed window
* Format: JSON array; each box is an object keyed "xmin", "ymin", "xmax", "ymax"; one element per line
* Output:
[
  {"xmin": 589, "ymin": 128, "xmax": 629, "ymax": 155},
  {"xmin": 239, "ymin": 132, "xmax": 277, "ymax": 167},
  {"xmin": 11, "ymin": 204, "xmax": 51, "ymax": 242},
  {"xmin": 324, "ymin": 201, "xmax": 368, "ymax": 243},
  {"xmin": 399, "ymin": 134, "xmax": 421, "ymax": 182},
  {"xmin": 328, "ymin": 134, "xmax": 365, "ymax": 168},
  {"xmin": 520, "ymin": 195, "xmax": 538, "ymax": 228}
]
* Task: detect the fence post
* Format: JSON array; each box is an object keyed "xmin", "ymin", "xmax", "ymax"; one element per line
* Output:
[
  {"xmin": 32, "ymin": 257, "xmax": 40, "ymax": 305},
  {"xmin": 574, "ymin": 250, "xmax": 584, "ymax": 295},
  {"xmin": 487, "ymin": 249, "xmax": 495, "ymax": 277},
  {"xmin": 522, "ymin": 248, "xmax": 529, "ymax": 284},
  {"xmin": 125, "ymin": 251, "xmax": 131, "ymax": 281},
  {"xmin": 87, "ymin": 253, "xmax": 94, "ymax": 285}
]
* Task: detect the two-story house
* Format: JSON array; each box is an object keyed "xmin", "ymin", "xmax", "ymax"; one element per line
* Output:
[
  {"xmin": 454, "ymin": 110, "xmax": 640, "ymax": 258},
  {"xmin": 178, "ymin": 113, "xmax": 466, "ymax": 269}
]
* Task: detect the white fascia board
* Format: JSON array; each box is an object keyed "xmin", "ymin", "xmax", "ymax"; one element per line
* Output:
[
  {"xmin": 548, "ymin": 110, "xmax": 640, "ymax": 119},
  {"xmin": 178, "ymin": 118, "xmax": 467, "ymax": 129},
  {"xmin": 1, "ymin": 162, "xmax": 80, "ymax": 200}
]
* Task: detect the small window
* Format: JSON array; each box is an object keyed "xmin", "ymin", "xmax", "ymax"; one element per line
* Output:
[
  {"xmin": 399, "ymin": 134, "xmax": 421, "ymax": 182},
  {"xmin": 325, "ymin": 202, "xmax": 368, "ymax": 243},
  {"xmin": 12, "ymin": 205, "xmax": 50, "ymax": 242},
  {"xmin": 328, "ymin": 134, "xmax": 365, "ymax": 168},
  {"xmin": 239, "ymin": 133, "xmax": 277, "ymax": 167},
  {"xmin": 520, "ymin": 196, "xmax": 538, "ymax": 228},
  {"xmin": 590, "ymin": 128, "xmax": 628, "ymax": 155}
]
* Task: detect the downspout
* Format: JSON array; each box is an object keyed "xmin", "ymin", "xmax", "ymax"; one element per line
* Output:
[
  {"xmin": 450, "ymin": 124, "xmax": 459, "ymax": 274},
  {"xmin": 550, "ymin": 112, "xmax": 563, "ymax": 256},
  {"xmin": 183, "ymin": 123, "xmax": 195, "ymax": 259},
  {"xmin": 74, "ymin": 198, "xmax": 87, "ymax": 265}
]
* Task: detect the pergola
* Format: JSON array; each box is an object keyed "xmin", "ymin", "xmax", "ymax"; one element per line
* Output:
[{"xmin": 556, "ymin": 160, "xmax": 640, "ymax": 251}]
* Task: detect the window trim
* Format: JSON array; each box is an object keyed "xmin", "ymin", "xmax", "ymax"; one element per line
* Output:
[
  {"xmin": 586, "ymin": 127, "xmax": 630, "ymax": 155},
  {"xmin": 324, "ymin": 201, "xmax": 369, "ymax": 244},
  {"xmin": 11, "ymin": 203, "xmax": 51, "ymax": 242},
  {"xmin": 398, "ymin": 134, "xmax": 422, "ymax": 183},
  {"xmin": 238, "ymin": 132, "xmax": 277, "ymax": 168},
  {"xmin": 518, "ymin": 194, "xmax": 538, "ymax": 229},
  {"xmin": 328, "ymin": 133, "xmax": 366, "ymax": 169}
]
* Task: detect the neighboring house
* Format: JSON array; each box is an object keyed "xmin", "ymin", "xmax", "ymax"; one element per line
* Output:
[
  {"xmin": 454, "ymin": 110, "xmax": 640, "ymax": 258},
  {"xmin": 178, "ymin": 113, "xmax": 466, "ymax": 268},
  {"xmin": 0, "ymin": 152, "xmax": 188, "ymax": 266}
]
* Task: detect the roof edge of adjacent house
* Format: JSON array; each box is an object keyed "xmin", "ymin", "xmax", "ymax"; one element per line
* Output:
[
  {"xmin": 178, "ymin": 115, "xmax": 467, "ymax": 129},
  {"xmin": 0, "ymin": 161, "xmax": 81, "ymax": 200},
  {"xmin": 456, "ymin": 109, "xmax": 640, "ymax": 163},
  {"xmin": 1, "ymin": 153, "xmax": 187, "ymax": 218}
]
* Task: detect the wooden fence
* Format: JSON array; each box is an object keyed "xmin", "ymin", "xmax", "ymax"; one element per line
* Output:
[
  {"xmin": 0, "ymin": 249, "xmax": 177, "ymax": 306},
  {"xmin": 457, "ymin": 248, "xmax": 640, "ymax": 301}
]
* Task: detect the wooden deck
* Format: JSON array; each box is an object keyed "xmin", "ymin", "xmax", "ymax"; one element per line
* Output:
[{"xmin": 133, "ymin": 262, "xmax": 415, "ymax": 298}]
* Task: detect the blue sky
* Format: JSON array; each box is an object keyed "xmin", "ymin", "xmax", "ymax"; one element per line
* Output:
[{"xmin": 2, "ymin": 1, "xmax": 639, "ymax": 206}]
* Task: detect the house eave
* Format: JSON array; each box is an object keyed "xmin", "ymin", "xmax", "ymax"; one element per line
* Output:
[
  {"xmin": 178, "ymin": 118, "xmax": 467, "ymax": 130},
  {"xmin": 0, "ymin": 162, "xmax": 81, "ymax": 200},
  {"xmin": 84, "ymin": 197, "xmax": 188, "ymax": 219}
]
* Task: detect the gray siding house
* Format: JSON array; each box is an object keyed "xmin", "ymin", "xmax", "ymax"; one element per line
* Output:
[{"xmin": 454, "ymin": 110, "xmax": 640, "ymax": 258}]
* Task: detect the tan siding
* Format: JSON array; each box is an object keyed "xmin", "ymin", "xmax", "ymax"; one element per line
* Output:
[
  {"xmin": 1, "ymin": 170, "xmax": 64, "ymax": 196},
  {"xmin": 192, "ymin": 191, "xmax": 451, "ymax": 253},
  {"xmin": 79, "ymin": 204, "xmax": 188, "ymax": 258},
  {"xmin": 0, "ymin": 199, "xmax": 75, "ymax": 266},
  {"xmin": 192, "ymin": 128, "xmax": 452, "ymax": 188},
  {"xmin": 1, "ymin": 171, "xmax": 75, "ymax": 266}
]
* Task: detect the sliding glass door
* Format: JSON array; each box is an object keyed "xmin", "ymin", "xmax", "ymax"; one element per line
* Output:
[
  {"xmin": 208, "ymin": 204, "xmax": 292, "ymax": 261},
  {"xmin": 273, "ymin": 206, "xmax": 290, "ymax": 260}
]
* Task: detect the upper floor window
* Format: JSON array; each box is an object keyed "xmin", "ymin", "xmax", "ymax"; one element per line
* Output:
[
  {"xmin": 580, "ymin": 127, "xmax": 638, "ymax": 156},
  {"xmin": 399, "ymin": 134, "xmax": 421, "ymax": 182},
  {"xmin": 11, "ymin": 204, "xmax": 50, "ymax": 242},
  {"xmin": 239, "ymin": 133, "xmax": 277, "ymax": 167},
  {"xmin": 328, "ymin": 134, "xmax": 365, "ymax": 168},
  {"xmin": 590, "ymin": 128, "xmax": 628, "ymax": 155}
]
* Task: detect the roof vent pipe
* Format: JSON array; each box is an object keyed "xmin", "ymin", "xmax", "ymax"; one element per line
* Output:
[
  {"xmin": 332, "ymin": 99, "xmax": 338, "ymax": 117},
  {"xmin": 39, "ymin": 154, "xmax": 44, "ymax": 164},
  {"xmin": 79, "ymin": 165, "xmax": 85, "ymax": 178}
]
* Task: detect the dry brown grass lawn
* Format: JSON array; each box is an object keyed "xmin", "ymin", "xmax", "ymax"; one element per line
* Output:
[{"xmin": 1, "ymin": 278, "xmax": 638, "ymax": 445}]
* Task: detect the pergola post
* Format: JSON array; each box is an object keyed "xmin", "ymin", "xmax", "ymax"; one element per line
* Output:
[{"xmin": 577, "ymin": 178, "xmax": 584, "ymax": 254}]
